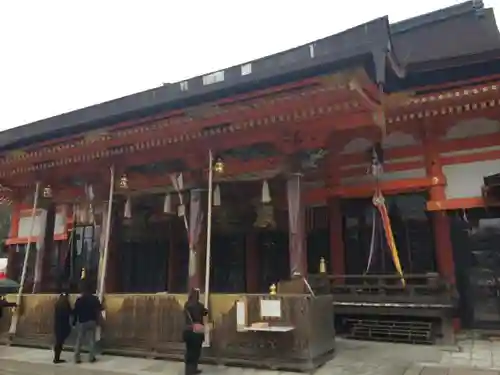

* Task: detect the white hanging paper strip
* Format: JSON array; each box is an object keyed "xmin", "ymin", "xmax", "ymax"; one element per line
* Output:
[
  {"xmin": 163, "ymin": 194, "xmax": 172, "ymax": 214},
  {"xmin": 178, "ymin": 204, "xmax": 186, "ymax": 217},
  {"xmin": 124, "ymin": 197, "xmax": 132, "ymax": 218},
  {"xmin": 53, "ymin": 205, "xmax": 67, "ymax": 236},
  {"xmin": 85, "ymin": 184, "xmax": 95, "ymax": 201},
  {"xmin": 261, "ymin": 180, "xmax": 271, "ymax": 203},
  {"xmin": 213, "ymin": 184, "xmax": 221, "ymax": 207},
  {"xmin": 35, "ymin": 210, "xmax": 48, "ymax": 251},
  {"xmin": 176, "ymin": 173, "xmax": 184, "ymax": 191},
  {"xmin": 78, "ymin": 204, "xmax": 88, "ymax": 224},
  {"xmin": 89, "ymin": 209, "xmax": 95, "ymax": 225},
  {"xmin": 188, "ymin": 250, "xmax": 197, "ymax": 277}
]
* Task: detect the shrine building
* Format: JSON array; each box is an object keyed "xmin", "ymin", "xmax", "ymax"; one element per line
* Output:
[{"xmin": 2, "ymin": 0, "xmax": 500, "ymax": 341}]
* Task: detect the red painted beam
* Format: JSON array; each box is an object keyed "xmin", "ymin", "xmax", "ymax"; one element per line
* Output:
[
  {"xmin": 304, "ymin": 176, "xmax": 437, "ymax": 203},
  {"xmin": 387, "ymin": 91, "xmax": 500, "ymax": 119},
  {"xmin": 1, "ymin": 87, "xmax": 361, "ymax": 173},
  {"xmin": 4, "ymin": 105, "xmax": 375, "ymax": 186}
]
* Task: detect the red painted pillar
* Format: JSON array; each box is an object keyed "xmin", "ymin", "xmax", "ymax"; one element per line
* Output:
[
  {"xmin": 325, "ymin": 143, "xmax": 344, "ymax": 278},
  {"xmin": 7, "ymin": 202, "xmax": 21, "ymax": 279},
  {"xmin": 423, "ymin": 126, "xmax": 455, "ymax": 284},
  {"xmin": 38, "ymin": 203, "xmax": 56, "ymax": 292},
  {"xmin": 286, "ymin": 173, "xmax": 307, "ymax": 277},
  {"xmin": 188, "ymin": 189, "xmax": 205, "ymax": 290},
  {"xmin": 245, "ymin": 231, "xmax": 259, "ymax": 293},
  {"xmin": 105, "ymin": 200, "xmax": 121, "ymax": 293},
  {"xmin": 8, "ymin": 202, "xmax": 20, "ymax": 240},
  {"xmin": 433, "ymin": 211, "xmax": 455, "ymax": 284},
  {"xmin": 424, "ymin": 126, "xmax": 458, "ymax": 332},
  {"xmin": 33, "ymin": 202, "xmax": 56, "ymax": 293}
]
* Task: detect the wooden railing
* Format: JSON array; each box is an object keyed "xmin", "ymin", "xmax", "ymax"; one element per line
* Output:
[
  {"xmin": 307, "ymin": 273, "xmax": 457, "ymax": 344},
  {"xmin": 0, "ymin": 293, "xmax": 335, "ymax": 372},
  {"xmin": 307, "ymin": 273, "xmax": 457, "ymax": 308}
]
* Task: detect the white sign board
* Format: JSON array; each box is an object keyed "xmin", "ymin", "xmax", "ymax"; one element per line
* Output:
[
  {"xmin": 260, "ymin": 299, "xmax": 281, "ymax": 318},
  {"xmin": 17, "ymin": 207, "xmax": 67, "ymax": 238},
  {"xmin": 236, "ymin": 300, "xmax": 247, "ymax": 328},
  {"xmin": 17, "ymin": 209, "xmax": 46, "ymax": 238}
]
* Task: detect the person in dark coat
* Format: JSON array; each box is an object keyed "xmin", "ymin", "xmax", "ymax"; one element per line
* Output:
[
  {"xmin": 73, "ymin": 280, "xmax": 102, "ymax": 364},
  {"xmin": 0, "ymin": 295, "xmax": 16, "ymax": 320},
  {"xmin": 53, "ymin": 291, "xmax": 73, "ymax": 364},
  {"xmin": 183, "ymin": 288, "xmax": 208, "ymax": 375}
]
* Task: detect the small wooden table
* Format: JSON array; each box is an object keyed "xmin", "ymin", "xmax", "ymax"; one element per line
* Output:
[{"xmin": 240, "ymin": 325, "xmax": 295, "ymax": 332}]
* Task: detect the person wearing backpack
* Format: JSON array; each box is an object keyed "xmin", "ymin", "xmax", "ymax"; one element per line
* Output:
[{"xmin": 183, "ymin": 288, "xmax": 208, "ymax": 375}]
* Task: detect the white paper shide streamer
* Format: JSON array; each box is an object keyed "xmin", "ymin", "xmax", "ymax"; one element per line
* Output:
[
  {"xmin": 124, "ymin": 197, "xmax": 132, "ymax": 219},
  {"xmin": 213, "ymin": 184, "xmax": 221, "ymax": 207},
  {"xmin": 261, "ymin": 180, "xmax": 271, "ymax": 203},
  {"xmin": 163, "ymin": 194, "xmax": 172, "ymax": 214}
]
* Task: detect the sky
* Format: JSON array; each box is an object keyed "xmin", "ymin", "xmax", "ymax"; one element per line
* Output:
[{"xmin": 0, "ymin": 0, "xmax": 499, "ymax": 132}]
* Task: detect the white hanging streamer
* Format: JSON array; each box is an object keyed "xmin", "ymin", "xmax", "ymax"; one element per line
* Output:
[
  {"xmin": 85, "ymin": 183, "xmax": 96, "ymax": 225},
  {"xmin": 124, "ymin": 197, "xmax": 132, "ymax": 218},
  {"xmin": 365, "ymin": 144, "xmax": 383, "ymax": 274},
  {"xmin": 170, "ymin": 173, "xmax": 189, "ymax": 241},
  {"xmin": 163, "ymin": 193, "xmax": 172, "ymax": 214},
  {"xmin": 462, "ymin": 209, "xmax": 469, "ymax": 223},
  {"xmin": 261, "ymin": 180, "xmax": 271, "ymax": 203},
  {"xmin": 365, "ymin": 208, "xmax": 377, "ymax": 274},
  {"xmin": 213, "ymin": 184, "xmax": 221, "ymax": 207}
]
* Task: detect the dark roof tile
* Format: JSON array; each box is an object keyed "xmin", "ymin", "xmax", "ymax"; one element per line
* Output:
[{"xmin": 393, "ymin": 6, "xmax": 500, "ymax": 68}]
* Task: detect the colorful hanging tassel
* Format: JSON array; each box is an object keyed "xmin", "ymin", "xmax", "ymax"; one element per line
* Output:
[{"xmin": 373, "ymin": 192, "xmax": 405, "ymax": 286}]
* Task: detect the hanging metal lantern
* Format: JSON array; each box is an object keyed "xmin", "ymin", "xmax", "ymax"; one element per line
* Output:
[
  {"xmin": 319, "ymin": 257, "xmax": 327, "ymax": 274},
  {"xmin": 43, "ymin": 185, "xmax": 53, "ymax": 198},
  {"xmin": 119, "ymin": 174, "xmax": 129, "ymax": 189},
  {"xmin": 214, "ymin": 157, "xmax": 224, "ymax": 174}
]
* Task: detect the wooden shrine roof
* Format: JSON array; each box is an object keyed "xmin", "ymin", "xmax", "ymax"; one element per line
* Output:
[
  {"xmin": 0, "ymin": 1, "xmax": 499, "ymax": 152},
  {"xmin": 391, "ymin": 1, "xmax": 500, "ymax": 70}
]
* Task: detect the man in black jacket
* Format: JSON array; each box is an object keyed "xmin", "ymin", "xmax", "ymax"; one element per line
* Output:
[
  {"xmin": 0, "ymin": 295, "xmax": 15, "ymax": 320},
  {"xmin": 73, "ymin": 281, "xmax": 102, "ymax": 364}
]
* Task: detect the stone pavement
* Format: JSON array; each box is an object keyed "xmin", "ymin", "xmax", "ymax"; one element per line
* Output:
[{"xmin": 2, "ymin": 337, "xmax": 500, "ymax": 375}]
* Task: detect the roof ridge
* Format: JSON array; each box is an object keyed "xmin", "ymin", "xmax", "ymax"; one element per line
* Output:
[{"xmin": 391, "ymin": 0, "xmax": 484, "ymax": 34}]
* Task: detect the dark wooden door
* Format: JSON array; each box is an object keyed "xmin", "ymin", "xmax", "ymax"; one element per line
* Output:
[
  {"xmin": 210, "ymin": 233, "xmax": 246, "ymax": 293},
  {"xmin": 257, "ymin": 231, "xmax": 289, "ymax": 292},
  {"xmin": 342, "ymin": 193, "xmax": 436, "ymax": 276}
]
